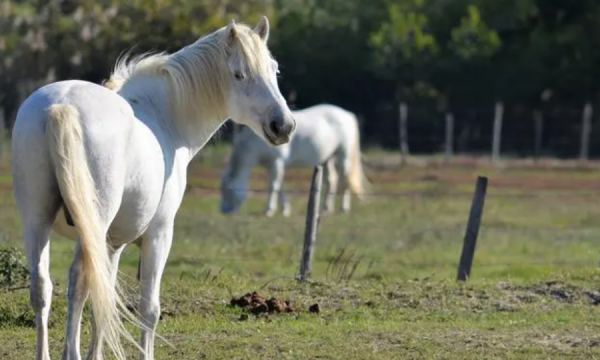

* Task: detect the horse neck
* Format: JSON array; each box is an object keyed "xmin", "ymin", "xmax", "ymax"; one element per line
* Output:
[
  {"xmin": 120, "ymin": 74, "xmax": 228, "ymax": 160},
  {"xmin": 165, "ymin": 40, "xmax": 230, "ymax": 156},
  {"xmin": 180, "ymin": 117, "xmax": 227, "ymax": 158}
]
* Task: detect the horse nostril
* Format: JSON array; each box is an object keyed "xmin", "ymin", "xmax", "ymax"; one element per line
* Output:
[{"xmin": 269, "ymin": 120, "xmax": 280, "ymax": 136}]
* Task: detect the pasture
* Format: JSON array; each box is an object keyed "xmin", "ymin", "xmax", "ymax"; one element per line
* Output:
[{"xmin": 1, "ymin": 146, "xmax": 600, "ymax": 359}]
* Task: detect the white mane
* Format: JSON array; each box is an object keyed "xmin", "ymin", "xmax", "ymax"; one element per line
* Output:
[
  {"xmin": 103, "ymin": 51, "xmax": 167, "ymax": 91},
  {"xmin": 103, "ymin": 23, "xmax": 274, "ymax": 125}
]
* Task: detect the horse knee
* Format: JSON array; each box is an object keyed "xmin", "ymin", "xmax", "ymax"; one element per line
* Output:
[
  {"xmin": 68, "ymin": 258, "xmax": 81, "ymax": 282},
  {"xmin": 141, "ymin": 301, "xmax": 161, "ymax": 328},
  {"xmin": 30, "ymin": 269, "xmax": 52, "ymax": 311}
]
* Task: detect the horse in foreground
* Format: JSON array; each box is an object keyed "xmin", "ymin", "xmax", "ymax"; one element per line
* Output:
[
  {"xmin": 12, "ymin": 17, "xmax": 295, "ymax": 360},
  {"xmin": 220, "ymin": 104, "xmax": 367, "ymax": 217}
]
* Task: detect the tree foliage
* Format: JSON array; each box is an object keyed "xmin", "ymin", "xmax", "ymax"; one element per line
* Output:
[{"xmin": 1, "ymin": 0, "xmax": 599, "ymax": 156}]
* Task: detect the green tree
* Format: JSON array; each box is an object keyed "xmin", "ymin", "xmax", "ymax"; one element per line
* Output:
[{"xmin": 370, "ymin": 0, "xmax": 439, "ymax": 103}]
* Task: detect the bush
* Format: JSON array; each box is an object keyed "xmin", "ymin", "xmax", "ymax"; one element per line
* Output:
[{"xmin": 0, "ymin": 246, "xmax": 30, "ymax": 289}]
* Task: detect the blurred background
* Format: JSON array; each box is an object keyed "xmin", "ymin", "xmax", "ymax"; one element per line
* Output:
[
  {"xmin": 3, "ymin": 4, "xmax": 600, "ymax": 358},
  {"xmin": 2, "ymin": 0, "xmax": 600, "ymax": 159}
]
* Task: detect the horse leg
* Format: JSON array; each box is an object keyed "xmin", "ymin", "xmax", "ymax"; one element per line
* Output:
[
  {"xmin": 18, "ymin": 185, "xmax": 59, "ymax": 360},
  {"xmin": 265, "ymin": 159, "xmax": 285, "ymax": 217},
  {"xmin": 62, "ymin": 242, "xmax": 89, "ymax": 360},
  {"xmin": 338, "ymin": 156, "xmax": 352, "ymax": 213},
  {"xmin": 321, "ymin": 163, "xmax": 330, "ymax": 215},
  {"xmin": 280, "ymin": 188, "xmax": 292, "ymax": 217},
  {"xmin": 138, "ymin": 224, "xmax": 174, "ymax": 360},
  {"xmin": 24, "ymin": 224, "xmax": 55, "ymax": 360},
  {"xmin": 15, "ymin": 138, "xmax": 60, "ymax": 360},
  {"xmin": 323, "ymin": 158, "xmax": 338, "ymax": 215},
  {"xmin": 84, "ymin": 244, "xmax": 126, "ymax": 360}
]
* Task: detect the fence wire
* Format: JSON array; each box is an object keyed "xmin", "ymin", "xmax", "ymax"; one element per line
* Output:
[{"xmin": 193, "ymin": 185, "xmax": 600, "ymax": 199}]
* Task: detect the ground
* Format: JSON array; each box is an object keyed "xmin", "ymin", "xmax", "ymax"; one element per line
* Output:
[{"xmin": 1, "ymin": 146, "xmax": 600, "ymax": 359}]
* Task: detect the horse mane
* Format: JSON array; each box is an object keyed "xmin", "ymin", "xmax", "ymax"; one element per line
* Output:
[
  {"xmin": 102, "ymin": 51, "xmax": 165, "ymax": 92},
  {"xmin": 104, "ymin": 22, "xmax": 273, "ymax": 124},
  {"xmin": 101, "ymin": 76, "xmax": 125, "ymax": 91}
]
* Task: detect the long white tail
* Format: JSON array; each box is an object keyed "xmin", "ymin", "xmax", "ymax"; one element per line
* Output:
[
  {"xmin": 46, "ymin": 104, "xmax": 135, "ymax": 360},
  {"xmin": 347, "ymin": 114, "xmax": 369, "ymax": 199}
]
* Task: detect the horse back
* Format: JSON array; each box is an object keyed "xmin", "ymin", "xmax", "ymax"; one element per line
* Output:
[
  {"xmin": 276, "ymin": 105, "xmax": 345, "ymax": 166},
  {"xmin": 13, "ymin": 80, "xmax": 168, "ymax": 243},
  {"xmin": 16, "ymin": 80, "xmax": 135, "ymax": 135},
  {"xmin": 14, "ymin": 80, "xmax": 137, "ymax": 186}
]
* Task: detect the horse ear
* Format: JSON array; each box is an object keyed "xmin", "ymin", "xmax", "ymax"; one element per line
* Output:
[
  {"xmin": 254, "ymin": 15, "xmax": 270, "ymax": 42},
  {"xmin": 226, "ymin": 19, "xmax": 237, "ymax": 47}
]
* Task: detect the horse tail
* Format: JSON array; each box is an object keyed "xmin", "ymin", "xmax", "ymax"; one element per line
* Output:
[
  {"xmin": 347, "ymin": 113, "xmax": 369, "ymax": 199},
  {"xmin": 46, "ymin": 104, "xmax": 134, "ymax": 360}
]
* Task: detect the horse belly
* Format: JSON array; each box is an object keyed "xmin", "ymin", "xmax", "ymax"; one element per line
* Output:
[
  {"xmin": 108, "ymin": 195, "xmax": 161, "ymax": 243},
  {"xmin": 51, "ymin": 171, "xmax": 163, "ymax": 244},
  {"xmin": 290, "ymin": 136, "xmax": 338, "ymax": 166},
  {"xmin": 108, "ymin": 163, "xmax": 165, "ymax": 243},
  {"xmin": 52, "ymin": 195, "xmax": 161, "ymax": 243}
]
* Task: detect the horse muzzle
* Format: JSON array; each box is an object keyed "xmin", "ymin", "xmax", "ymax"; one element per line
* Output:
[{"xmin": 263, "ymin": 113, "xmax": 295, "ymax": 146}]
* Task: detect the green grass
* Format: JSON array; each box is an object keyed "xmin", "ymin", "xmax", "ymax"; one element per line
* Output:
[{"xmin": 2, "ymin": 149, "xmax": 600, "ymax": 359}]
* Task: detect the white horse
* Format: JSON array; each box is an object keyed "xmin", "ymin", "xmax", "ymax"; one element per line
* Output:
[
  {"xmin": 11, "ymin": 17, "xmax": 295, "ymax": 360},
  {"xmin": 220, "ymin": 104, "xmax": 367, "ymax": 217}
]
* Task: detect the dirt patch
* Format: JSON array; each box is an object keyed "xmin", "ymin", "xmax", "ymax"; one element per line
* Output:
[
  {"xmin": 230, "ymin": 291, "xmax": 322, "ymax": 318},
  {"xmin": 489, "ymin": 281, "xmax": 600, "ymax": 311},
  {"xmin": 380, "ymin": 280, "xmax": 600, "ymax": 315},
  {"xmin": 511, "ymin": 281, "xmax": 600, "ymax": 305},
  {"xmin": 533, "ymin": 334, "xmax": 600, "ymax": 351},
  {"xmin": 230, "ymin": 291, "xmax": 295, "ymax": 317},
  {"xmin": 186, "ymin": 164, "xmax": 600, "ymax": 199}
]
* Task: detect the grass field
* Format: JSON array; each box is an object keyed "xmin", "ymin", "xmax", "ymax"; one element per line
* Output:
[{"xmin": 2, "ymin": 146, "xmax": 600, "ymax": 359}]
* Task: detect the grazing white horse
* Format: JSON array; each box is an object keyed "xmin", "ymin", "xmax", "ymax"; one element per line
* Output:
[
  {"xmin": 220, "ymin": 104, "xmax": 367, "ymax": 217},
  {"xmin": 11, "ymin": 17, "xmax": 295, "ymax": 360}
]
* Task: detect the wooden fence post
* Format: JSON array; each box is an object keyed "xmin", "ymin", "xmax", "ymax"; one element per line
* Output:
[
  {"xmin": 457, "ymin": 176, "xmax": 488, "ymax": 281},
  {"xmin": 533, "ymin": 109, "xmax": 544, "ymax": 160},
  {"xmin": 399, "ymin": 102, "xmax": 409, "ymax": 166},
  {"xmin": 580, "ymin": 102, "xmax": 593, "ymax": 161},
  {"xmin": 491, "ymin": 102, "xmax": 503, "ymax": 165},
  {"xmin": 444, "ymin": 112, "xmax": 454, "ymax": 165},
  {"xmin": 299, "ymin": 166, "xmax": 324, "ymax": 282}
]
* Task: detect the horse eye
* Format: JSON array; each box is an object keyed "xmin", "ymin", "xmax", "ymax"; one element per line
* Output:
[{"xmin": 234, "ymin": 71, "xmax": 245, "ymax": 81}]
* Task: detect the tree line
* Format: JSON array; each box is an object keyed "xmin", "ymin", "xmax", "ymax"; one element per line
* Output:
[{"xmin": 2, "ymin": 0, "xmax": 600, "ymax": 157}]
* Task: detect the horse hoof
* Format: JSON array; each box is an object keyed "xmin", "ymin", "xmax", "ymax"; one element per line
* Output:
[
  {"xmin": 265, "ymin": 211, "xmax": 276, "ymax": 218},
  {"xmin": 283, "ymin": 210, "xmax": 292, "ymax": 218}
]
